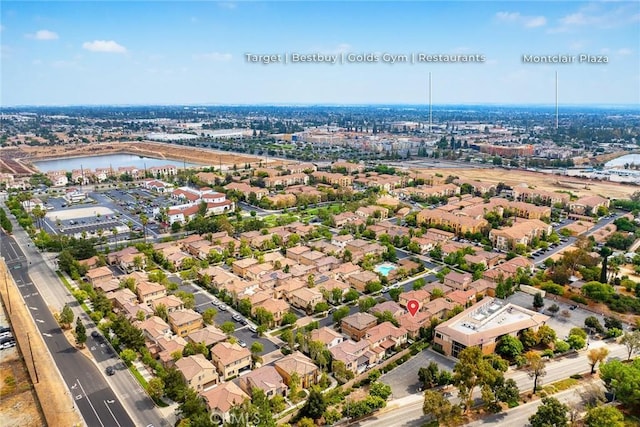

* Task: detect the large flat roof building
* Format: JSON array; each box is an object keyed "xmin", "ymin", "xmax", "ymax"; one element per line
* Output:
[{"xmin": 433, "ymin": 297, "xmax": 549, "ymax": 358}]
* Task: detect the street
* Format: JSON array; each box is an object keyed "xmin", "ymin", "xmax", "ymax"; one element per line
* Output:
[
  {"xmin": 356, "ymin": 339, "xmax": 627, "ymax": 427},
  {"xmin": 1, "ymin": 223, "xmax": 168, "ymax": 427}
]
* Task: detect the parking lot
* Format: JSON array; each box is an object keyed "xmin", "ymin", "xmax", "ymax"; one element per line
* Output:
[
  {"xmin": 380, "ymin": 348, "xmax": 456, "ymax": 398},
  {"xmin": 505, "ymin": 291, "xmax": 606, "ymax": 340}
]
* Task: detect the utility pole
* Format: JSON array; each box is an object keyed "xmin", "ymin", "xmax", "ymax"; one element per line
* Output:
[
  {"xmin": 429, "ymin": 72, "xmax": 432, "ymax": 134},
  {"xmin": 555, "ymin": 71, "xmax": 559, "ymax": 130}
]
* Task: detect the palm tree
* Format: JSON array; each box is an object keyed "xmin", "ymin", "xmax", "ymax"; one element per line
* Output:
[
  {"xmin": 140, "ymin": 214, "xmax": 148, "ymax": 243},
  {"xmin": 111, "ymin": 227, "xmax": 118, "ymax": 247}
]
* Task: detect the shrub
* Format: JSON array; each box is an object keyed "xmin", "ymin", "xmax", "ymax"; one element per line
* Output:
[
  {"xmin": 570, "ymin": 374, "xmax": 582, "ymax": 380},
  {"xmin": 570, "ymin": 295, "xmax": 588, "ymax": 305},
  {"xmin": 554, "ymin": 340, "xmax": 570, "ymax": 353}
]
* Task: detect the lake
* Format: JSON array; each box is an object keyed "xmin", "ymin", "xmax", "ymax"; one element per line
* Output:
[
  {"xmin": 605, "ymin": 154, "xmax": 640, "ymax": 168},
  {"xmin": 33, "ymin": 153, "xmax": 200, "ymax": 172}
]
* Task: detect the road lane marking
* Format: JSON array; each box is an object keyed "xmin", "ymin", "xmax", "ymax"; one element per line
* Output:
[
  {"xmin": 29, "ymin": 306, "xmax": 38, "ymax": 311},
  {"xmin": 103, "ymin": 400, "xmax": 122, "ymax": 427},
  {"xmin": 76, "ymin": 378, "xmax": 105, "ymax": 427},
  {"xmin": 36, "ymin": 319, "xmax": 44, "ymax": 323},
  {"xmin": 42, "ymin": 333, "xmax": 52, "ymax": 337}
]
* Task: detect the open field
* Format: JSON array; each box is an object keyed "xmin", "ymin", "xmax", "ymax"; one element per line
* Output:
[{"xmin": 427, "ymin": 167, "xmax": 638, "ymax": 200}]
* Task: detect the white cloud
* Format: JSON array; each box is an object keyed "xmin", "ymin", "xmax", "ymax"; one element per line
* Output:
[
  {"xmin": 26, "ymin": 29, "xmax": 59, "ymax": 40},
  {"xmin": 82, "ymin": 40, "xmax": 127, "ymax": 53},
  {"xmin": 525, "ymin": 16, "xmax": 547, "ymax": 28},
  {"xmin": 193, "ymin": 52, "xmax": 232, "ymax": 61},
  {"xmin": 218, "ymin": 2, "xmax": 237, "ymax": 10},
  {"xmin": 617, "ymin": 48, "xmax": 633, "ymax": 55},
  {"xmin": 549, "ymin": 3, "xmax": 640, "ymax": 33},
  {"xmin": 0, "ymin": 25, "xmax": 4, "ymax": 32},
  {"xmin": 496, "ymin": 11, "xmax": 546, "ymax": 28}
]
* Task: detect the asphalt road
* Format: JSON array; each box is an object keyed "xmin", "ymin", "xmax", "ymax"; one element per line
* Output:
[
  {"xmin": 170, "ymin": 276, "xmax": 278, "ymax": 354},
  {"xmin": 1, "ymin": 225, "xmax": 169, "ymax": 427},
  {"xmin": 356, "ymin": 340, "xmax": 628, "ymax": 427},
  {"xmin": 1, "ymin": 230, "xmax": 135, "ymax": 427}
]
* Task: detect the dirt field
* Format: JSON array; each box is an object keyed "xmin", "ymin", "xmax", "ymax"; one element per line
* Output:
[
  {"xmin": 426, "ymin": 167, "xmax": 638, "ymax": 200},
  {"xmin": 0, "ymin": 261, "xmax": 83, "ymax": 427}
]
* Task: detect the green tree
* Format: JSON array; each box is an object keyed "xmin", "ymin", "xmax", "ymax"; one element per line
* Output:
[
  {"xmin": 75, "ymin": 317, "xmax": 87, "ymax": 348},
  {"xmin": 120, "ymin": 348, "xmax": 137, "ymax": 366},
  {"xmin": 619, "ymin": 330, "xmax": 640, "ymax": 361},
  {"xmin": 281, "ymin": 312, "xmax": 297, "ymax": 326},
  {"xmin": 537, "ymin": 325, "xmax": 557, "ymax": 347},
  {"xmin": 497, "ymin": 335, "xmax": 524, "ymax": 359},
  {"xmin": 250, "ymin": 341, "xmax": 264, "ymax": 356},
  {"xmin": 369, "ymin": 382, "xmax": 392, "ymax": 400},
  {"xmin": 418, "ymin": 362, "xmax": 440, "ymax": 389},
  {"xmin": 585, "ymin": 316, "xmax": 605, "ymax": 334},
  {"xmin": 422, "ymin": 390, "xmax": 462, "ymax": 427},
  {"xmin": 60, "ymin": 304, "xmax": 74, "ymax": 329},
  {"xmin": 525, "ymin": 351, "xmax": 547, "ymax": 394},
  {"xmin": 533, "ymin": 292, "xmax": 544, "ymax": 310},
  {"xmin": 220, "ymin": 321, "xmax": 236, "ymax": 335},
  {"xmin": 299, "ymin": 388, "xmax": 326, "ymax": 420},
  {"xmin": 528, "ymin": 397, "xmax": 568, "ymax": 427},
  {"xmin": 358, "ymin": 296, "xmax": 377, "ymax": 312},
  {"xmin": 453, "ymin": 347, "xmax": 507, "ymax": 413},
  {"xmin": 584, "ymin": 405, "xmax": 624, "ymax": 427},
  {"xmin": 202, "ymin": 307, "xmax": 217, "ymax": 325},
  {"xmin": 146, "ymin": 377, "xmax": 164, "ymax": 401},
  {"xmin": 332, "ymin": 306, "xmax": 350, "ymax": 323},
  {"xmin": 599, "ymin": 358, "xmax": 640, "ymax": 408}
]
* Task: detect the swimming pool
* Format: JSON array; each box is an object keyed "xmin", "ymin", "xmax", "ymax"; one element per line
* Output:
[{"xmin": 374, "ymin": 263, "xmax": 397, "ymax": 277}]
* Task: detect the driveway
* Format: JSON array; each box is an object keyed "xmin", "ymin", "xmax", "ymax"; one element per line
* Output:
[{"xmin": 380, "ymin": 348, "xmax": 455, "ymax": 399}]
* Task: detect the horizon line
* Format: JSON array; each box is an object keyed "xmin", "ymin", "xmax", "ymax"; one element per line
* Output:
[{"xmin": 2, "ymin": 102, "xmax": 639, "ymax": 109}]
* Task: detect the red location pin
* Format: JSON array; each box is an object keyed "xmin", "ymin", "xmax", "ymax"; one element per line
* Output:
[{"xmin": 407, "ymin": 299, "xmax": 420, "ymax": 317}]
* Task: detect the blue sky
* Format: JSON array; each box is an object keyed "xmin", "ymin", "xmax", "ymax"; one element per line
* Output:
[{"xmin": 1, "ymin": 1, "xmax": 639, "ymax": 106}]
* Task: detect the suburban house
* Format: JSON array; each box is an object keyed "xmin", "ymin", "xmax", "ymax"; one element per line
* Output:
[
  {"xmin": 85, "ymin": 266, "xmax": 113, "ymax": 286},
  {"xmin": 136, "ymin": 281, "xmax": 167, "ymax": 305},
  {"xmin": 370, "ymin": 301, "xmax": 405, "ymax": 318},
  {"xmin": 365, "ymin": 321, "xmax": 408, "ymax": 357},
  {"xmin": 398, "ymin": 289, "xmax": 431, "ymax": 311},
  {"xmin": 210, "ymin": 342, "xmax": 252, "ymax": 381},
  {"xmin": 329, "ymin": 339, "xmax": 376, "ymax": 375},
  {"xmin": 238, "ymin": 365, "xmax": 288, "ymax": 399},
  {"xmin": 443, "ymin": 271, "xmax": 473, "ymax": 291},
  {"xmin": 168, "ymin": 309, "xmax": 204, "ymax": 337},
  {"xmin": 341, "ymin": 312, "xmax": 378, "ymax": 341},
  {"xmin": 252, "ymin": 299, "xmax": 291, "ymax": 326},
  {"xmin": 288, "ymin": 287, "xmax": 324, "ymax": 312},
  {"xmin": 347, "ymin": 271, "xmax": 380, "ymax": 292},
  {"xmin": 201, "ymin": 382, "xmax": 250, "ymax": 424},
  {"xmin": 186, "ymin": 325, "xmax": 227, "ymax": 349},
  {"xmin": 175, "ymin": 354, "xmax": 219, "ymax": 392},
  {"xmin": 274, "ymin": 351, "xmax": 320, "ymax": 389},
  {"xmin": 309, "ymin": 327, "xmax": 345, "ymax": 349}
]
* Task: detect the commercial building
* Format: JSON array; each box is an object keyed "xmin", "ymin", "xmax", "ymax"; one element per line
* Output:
[{"xmin": 433, "ymin": 297, "xmax": 549, "ymax": 358}]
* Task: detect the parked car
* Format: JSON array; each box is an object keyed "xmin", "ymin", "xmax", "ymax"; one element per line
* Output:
[
  {"xmin": 218, "ymin": 304, "xmax": 227, "ymax": 311},
  {"xmin": 238, "ymin": 340, "xmax": 247, "ymax": 348},
  {"xmin": 106, "ymin": 366, "xmax": 115, "ymax": 376}
]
